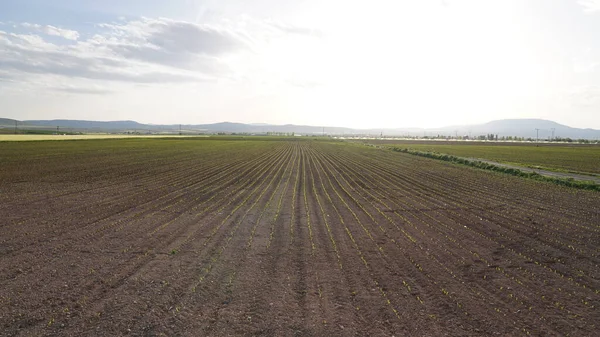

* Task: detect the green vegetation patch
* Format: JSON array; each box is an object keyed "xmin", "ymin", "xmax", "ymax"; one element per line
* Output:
[
  {"xmin": 378, "ymin": 142, "xmax": 600, "ymax": 175},
  {"xmin": 389, "ymin": 147, "xmax": 600, "ymax": 192}
]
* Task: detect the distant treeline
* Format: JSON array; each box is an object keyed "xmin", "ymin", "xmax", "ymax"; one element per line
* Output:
[
  {"xmin": 1, "ymin": 129, "xmax": 82, "ymax": 135},
  {"xmin": 417, "ymin": 134, "xmax": 598, "ymax": 144}
]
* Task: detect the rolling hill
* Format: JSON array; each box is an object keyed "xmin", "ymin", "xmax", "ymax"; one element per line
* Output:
[{"xmin": 1, "ymin": 118, "xmax": 599, "ymax": 139}]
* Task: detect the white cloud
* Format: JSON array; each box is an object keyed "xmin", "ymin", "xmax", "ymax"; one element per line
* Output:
[
  {"xmin": 0, "ymin": 18, "xmax": 254, "ymax": 90},
  {"xmin": 43, "ymin": 25, "xmax": 80, "ymax": 41},
  {"xmin": 0, "ymin": 17, "xmax": 323, "ymax": 95},
  {"xmin": 21, "ymin": 22, "xmax": 80, "ymax": 40},
  {"xmin": 263, "ymin": 20, "xmax": 324, "ymax": 38},
  {"xmin": 0, "ymin": 30, "xmax": 201, "ymax": 84},
  {"xmin": 53, "ymin": 86, "xmax": 113, "ymax": 95},
  {"xmin": 92, "ymin": 18, "xmax": 251, "ymax": 73},
  {"xmin": 578, "ymin": 0, "xmax": 600, "ymax": 12},
  {"xmin": 567, "ymin": 85, "xmax": 600, "ymax": 107}
]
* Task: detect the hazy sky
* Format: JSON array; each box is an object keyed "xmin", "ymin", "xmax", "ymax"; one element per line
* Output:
[{"xmin": 1, "ymin": 0, "xmax": 600, "ymax": 129}]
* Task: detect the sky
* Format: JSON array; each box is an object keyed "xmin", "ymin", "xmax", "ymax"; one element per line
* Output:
[{"xmin": 1, "ymin": 0, "xmax": 600, "ymax": 129}]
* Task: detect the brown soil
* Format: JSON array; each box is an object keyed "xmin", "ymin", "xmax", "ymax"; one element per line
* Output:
[{"xmin": 0, "ymin": 139, "xmax": 598, "ymax": 336}]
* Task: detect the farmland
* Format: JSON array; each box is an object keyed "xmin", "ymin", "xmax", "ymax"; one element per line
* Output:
[
  {"xmin": 0, "ymin": 138, "xmax": 599, "ymax": 336},
  {"xmin": 367, "ymin": 140, "xmax": 600, "ymax": 175},
  {"xmin": 0, "ymin": 134, "xmax": 207, "ymax": 141}
]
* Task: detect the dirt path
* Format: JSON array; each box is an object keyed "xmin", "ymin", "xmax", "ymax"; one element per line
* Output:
[{"xmin": 0, "ymin": 139, "xmax": 598, "ymax": 336}]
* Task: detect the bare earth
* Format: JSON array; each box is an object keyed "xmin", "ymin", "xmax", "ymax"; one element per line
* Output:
[
  {"xmin": 0, "ymin": 140, "xmax": 598, "ymax": 336},
  {"xmin": 0, "ymin": 135, "xmax": 206, "ymax": 141}
]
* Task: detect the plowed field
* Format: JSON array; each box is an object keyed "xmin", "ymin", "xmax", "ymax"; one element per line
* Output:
[{"xmin": 1, "ymin": 138, "xmax": 598, "ymax": 336}]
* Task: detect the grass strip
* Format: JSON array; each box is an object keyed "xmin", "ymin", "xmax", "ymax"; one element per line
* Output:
[{"xmin": 388, "ymin": 147, "xmax": 600, "ymax": 192}]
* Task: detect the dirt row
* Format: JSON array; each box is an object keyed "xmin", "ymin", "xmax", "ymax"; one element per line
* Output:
[{"xmin": 0, "ymin": 139, "xmax": 598, "ymax": 336}]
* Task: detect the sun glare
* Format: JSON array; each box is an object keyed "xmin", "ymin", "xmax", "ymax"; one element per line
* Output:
[{"xmin": 239, "ymin": 0, "xmax": 544, "ymax": 128}]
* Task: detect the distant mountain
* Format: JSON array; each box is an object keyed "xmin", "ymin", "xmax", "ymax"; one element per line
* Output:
[
  {"xmin": 1, "ymin": 118, "xmax": 599, "ymax": 139},
  {"xmin": 0, "ymin": 118, "xmax": 17, "ymax": 125},
  {"xmin": 24, "ymin": 119, "xmax": 146, "ymax": 130},
  {"xmin": 434, "ymin": 119, "xmax": 600, "ymax": 139}
]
